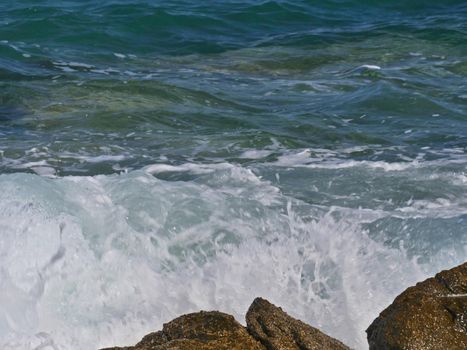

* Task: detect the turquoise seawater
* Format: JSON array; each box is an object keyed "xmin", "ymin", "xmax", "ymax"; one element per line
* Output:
[{"xmin": 0, "ymin": 1, "xmax": 466, "ymax": 349}]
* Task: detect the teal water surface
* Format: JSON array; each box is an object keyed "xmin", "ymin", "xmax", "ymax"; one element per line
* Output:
[{"xmin": 0, "ymin": 1, "xmax": 466, "ymax": 349}]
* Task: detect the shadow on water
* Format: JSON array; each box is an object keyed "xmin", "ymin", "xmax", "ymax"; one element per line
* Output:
[
  {"xmin": 0, "ymin": 106, "xmax": 28, "ymax": 123},
  {"xmin": 0, "ymin": 102, "xmax": 28, "ymax": 123}
]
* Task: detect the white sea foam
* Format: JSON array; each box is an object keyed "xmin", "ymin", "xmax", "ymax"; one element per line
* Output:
[
  {"xmin": 76, "ymin": 154, "xmax": 127, "ymax": 163},
  {"xmin": 31, "ymin": 166, "xmax": 56, "ymax": 177},
  {"xmin": 0, "ymin": 164, "xmax": 464, "ymax": 350},
  {"xmin": 144, "ymin": 162, "xmax": 233, "ymax": 175},
  {"xmin": 270, "ymin": 148, "xmax": 467, "ymax": 172},
  {"xmin": 53, "ymin": 61, "xmax": 94, "ymax": 71},
  {"xmin": 239, "ymin": 150, "xmax": 272, "ymax": 159},
  {"xmin": 274, "ymin": 154, "xmax": 416, "ymax": 171},
  {"xmin": 394, "ymin": 197, "xmax": 467, "ymax": 219},
  {"xmin": 90, "ymin": 68, "xmax": 120, "ymax": 75},
  {"xmin": 56, "ymin": 66, "xmax": 76, "ymax": 73},
  {"xmin": 359, "ymin": 64, "xmax": 381, "ymax": 70}
]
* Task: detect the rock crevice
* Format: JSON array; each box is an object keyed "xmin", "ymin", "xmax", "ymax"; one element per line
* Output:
[
  {"xmin": 246, "ymin": 297, "xmax": 350, "ymax": 350},
  {"xmin": 102, "ymin": 298, "xmax": 349, "ymax": 350}
]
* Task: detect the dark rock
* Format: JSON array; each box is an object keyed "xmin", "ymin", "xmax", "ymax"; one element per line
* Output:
[
  {"xmin": 367, "ymin": 262, "xmax": 467, "ymax": 350},
  {"xmin": 101, "ymin": 310, "xmax": 266, "ymax": 350},
  {"xmin": 246, "ymin": 297, "xmax": 351, "ymax": 350}
]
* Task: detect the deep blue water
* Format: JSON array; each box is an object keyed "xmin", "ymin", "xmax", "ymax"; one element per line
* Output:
[{"xmin": 0, "ymin": 1, "xmax": 466, "ymax": 349}]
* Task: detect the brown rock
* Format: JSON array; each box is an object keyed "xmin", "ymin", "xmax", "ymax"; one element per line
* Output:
[
  {"xmin": 246, "ymin": 297, "xmax": 351, "ymax": 350},
  {"xmin": 101, "ymin": 310, "xmax": 266, "ymax": 350},
  {"xmin": 101, "ymin": 298, "xmax": 353, "ymax": 350},
  {"xmin": 367, "ymin": 262, "xmax": 467, "ymax": 350}
]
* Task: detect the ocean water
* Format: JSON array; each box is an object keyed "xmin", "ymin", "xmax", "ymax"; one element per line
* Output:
[{"xmin": 0, "ymin": 1, "xmax": 466, "ymax": 349}]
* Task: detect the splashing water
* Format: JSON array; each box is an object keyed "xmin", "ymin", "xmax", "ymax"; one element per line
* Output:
[{"xmin": 1, "ymin": 161, "xmax": 465, "ymax": 349}]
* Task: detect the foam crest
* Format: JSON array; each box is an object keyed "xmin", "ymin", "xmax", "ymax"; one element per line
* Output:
[{"xmin": 272, "ymin": 148, "xmax": 467, "ymax": 172}]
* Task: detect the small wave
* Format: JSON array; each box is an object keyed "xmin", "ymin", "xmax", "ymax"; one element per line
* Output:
[{"xmin": 270, "ymin": 148, "xmax": 467, "ymax": 172}]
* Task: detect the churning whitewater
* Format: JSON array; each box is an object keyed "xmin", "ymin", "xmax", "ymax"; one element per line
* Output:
[{"xmin": 1, "ymin": 157, "xmax": 466, "ymax": 349}]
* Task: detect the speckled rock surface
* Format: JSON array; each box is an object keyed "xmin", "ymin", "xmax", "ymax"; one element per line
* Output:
[
  {"xmin": 101, "ymin": 298, "xmax": 352, "ymax": 350},
  {"xmin": 246, "ymin": 297, "xmax": 351, "ymax": 350},
  {"xmin": 101, "ymin": 310, "xmax": 265, "ymax": 350},
  {"xmin": 367, "ymin": 262, "xmax": 467, "ymax": 350}
]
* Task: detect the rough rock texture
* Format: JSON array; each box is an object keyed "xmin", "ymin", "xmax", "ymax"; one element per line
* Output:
[
  {"xmin": 246, "ymin": 297, "xmax": 350, "ymax": 350},
  {"xmin": 367, "ymin": 262, "xmax": 467, "ymax": 350},
  {"xmin": 101, "ymin": 298, "xmax": 351, "ymax": 350},
  {"xmin": 101, "ymin": 311, "xmax": 265, "ymax": 350}
]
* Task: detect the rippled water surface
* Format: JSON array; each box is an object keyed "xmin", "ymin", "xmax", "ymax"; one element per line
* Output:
[{"xmin": 0, "ymin": 1, "xmax": 466, "ymax": 349}]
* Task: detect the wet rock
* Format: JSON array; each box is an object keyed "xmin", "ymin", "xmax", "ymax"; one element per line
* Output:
[
  {"xmin": 101, "ymin": 297, "xmax": 352, "ymax": 350},
  {"xmin": 246, "ymin": 297, "xmax": 351, "ymax": 350},
  {"xmin": 367, "ymin": 262, "xmax": 467, "ymax": 350},
  {"xmin": 101, "ymin": 310, "xmax": 266, "ymax": 350}
]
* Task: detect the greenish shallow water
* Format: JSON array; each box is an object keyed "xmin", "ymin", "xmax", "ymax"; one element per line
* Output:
[{"xmin": 0, "ymin": 1, "xmax": 466, "ymax": 349}]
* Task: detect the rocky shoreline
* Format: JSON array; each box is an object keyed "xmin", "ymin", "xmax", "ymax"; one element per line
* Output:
[{"xmin": 102, "ymin": 262, "xmax": 467, "ymax": 350}]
